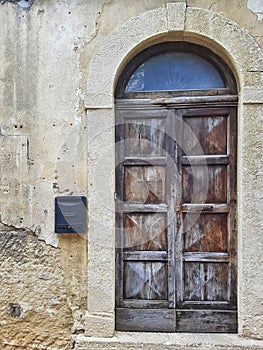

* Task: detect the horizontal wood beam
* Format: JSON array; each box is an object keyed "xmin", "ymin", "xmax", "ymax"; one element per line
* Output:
[
  {"xmin": 123, "ymin": 157, "xmax": 167, "ymax": 166},
  {"xmin": 181, "ymin": 155, "xmax": 229, "ymax": 165},
  {"xmin": 123, "ymin": 251, "xmax": 168, "ymax": 261},
  {"xmin": 122, "ymin": 203, "xmax": 168, "ymax": 213},
  {"xmin": 180, "ymin": 204, "xmax": 230, "ymax": 213},
  {"xmin": 183, "ymin": 252, "xmax": 229, "ymax": 262}
]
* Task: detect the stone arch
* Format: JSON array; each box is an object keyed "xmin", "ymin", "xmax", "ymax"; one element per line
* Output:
[
  {"xmin": 85, "ymin": 3, "xmax": 263, "ymax": 108},
  {"xmin": 84, "ymin": 3, "xmax": 263, "ymax": 339}
]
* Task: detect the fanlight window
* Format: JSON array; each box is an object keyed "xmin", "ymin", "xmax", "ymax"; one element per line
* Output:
[{"xmin": 125, "ymin": 52, "xmax": 225, "ymax": 92}]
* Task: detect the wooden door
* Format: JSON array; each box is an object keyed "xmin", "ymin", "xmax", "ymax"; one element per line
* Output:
[{"xmin": 115, "ymin": 103, "xmax": 237, "ymax": 333}]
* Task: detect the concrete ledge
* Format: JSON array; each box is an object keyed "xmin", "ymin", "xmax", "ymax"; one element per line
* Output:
[{"xmin": 74, "ymin": 332, "xmax": 263, "ymax": 349}]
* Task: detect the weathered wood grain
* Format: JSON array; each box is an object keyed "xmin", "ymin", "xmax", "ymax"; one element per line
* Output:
[
  {"xmin": 184, "ymin": 262, "xmax": 228, "ymax": 302},
  {"xmin": 183, "ymin": 252, "xmax": 229, "ymax": 262},
  {"xmin": 123, "ymin": 251, "xmax": 167, "ymax": 261},
  {"xmin": 124, "ymin": 213, "xmax": 167, "ymax": 251},
  {"xmin": 116, "ymin": 103, "xmax": 237, "ymax": 333},
  {"xmin": 180, "ymin": 203, "xmax": 229, "ymax": 213},
  {"xmin": 183, "ymin": 115, "xmax": 227, "ymax": 155},
  {"xmin": 176, "ymin": 310, "xmax": 237, "ymax": 333},
  {"xmin": 181, "ymin": 155, "xmax": 229, "ymax": 165},
  {"xmin": 122, "ymin": 203, "xmax": 168, "ymax": 213},
  {"xmin": 124, "ymin": 166, "xmax": 166, "ymax": 204},
  {"xmin": 116, "ymin": 308, "xmax": 176, "ymax": 332},
  {"xmin": 182, "ymin": 165, "xmax": 227, "ymax": 203},
  {"xmin": 124, "ymin": 261, "xmax": 168, "ymax": 300},
  {"xmin": 123, "ymin": 119, "xmax": 166, "ymax": 157},
  {"xmin": 184, "ymin": 213, "xmax": 227, "ymax": 252}
]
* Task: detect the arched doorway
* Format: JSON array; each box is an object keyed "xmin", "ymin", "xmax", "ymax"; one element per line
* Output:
[{"xmin": 115, "ymin": 42, "xmax": 237, "ymax": 333}]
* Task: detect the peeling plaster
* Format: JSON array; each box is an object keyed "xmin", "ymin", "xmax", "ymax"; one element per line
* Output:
[
  {"xmin": 1, "ymin": 0, "xmax": 34, "ymax": 10},
  {"xmin": 72, "ymin": 0, "xmax": 113, "ymax": 51},
  {"xmin": 247, "ymin": 0, "xmax": 263, "ymax": 21}
]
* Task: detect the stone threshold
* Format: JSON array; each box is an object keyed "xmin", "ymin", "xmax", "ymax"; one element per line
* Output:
[{"xmin": 74, "ymin": 332, "xmax": 263, "ymax": 350}]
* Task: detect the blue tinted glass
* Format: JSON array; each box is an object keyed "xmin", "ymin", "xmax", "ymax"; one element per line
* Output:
[{"xmin": 126, "ymin": 52, "xmax": 225, "ymax": 92}]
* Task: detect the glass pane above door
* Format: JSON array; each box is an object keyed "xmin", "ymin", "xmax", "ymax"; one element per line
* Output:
[{"xmin": 126, "ymin": 52, "xmax": 225, "ymax": 92}]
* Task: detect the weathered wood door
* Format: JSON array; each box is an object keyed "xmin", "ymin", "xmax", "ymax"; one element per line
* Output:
[{"xmin": 115, "ymin": 102, "xmax": 237, "ymax": 333}]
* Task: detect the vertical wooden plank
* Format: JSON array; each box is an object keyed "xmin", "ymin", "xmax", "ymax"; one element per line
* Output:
[
  {"xmin": 166, "ymin": 109, "xmax": 176, "ymax": 308},
  {"xmin": 228, "ymin": 107, "xmax": 237, "ymax": 307},
  {"xmin": 115, "ymin": 109, "xmax": 125, "ymax": 307},
  {"xmin": 174, "ymin": 110, "xmax": 184, "ymax": 307},
  {"xmin": 184, "ymin": 262, "xmax": 202, "ymax": 301},
  {"xmin": 184, "ymin": 262, "xmax": 229, "ymax": 302},
  {"xmin": 206, "ymin": 263, "xmax": 228, "ymax": 301}
]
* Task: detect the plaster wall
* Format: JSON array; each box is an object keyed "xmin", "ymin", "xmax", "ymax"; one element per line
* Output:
[{"xmin": 0, "ymin": 1, "xmax": 262, "ymax": 349}]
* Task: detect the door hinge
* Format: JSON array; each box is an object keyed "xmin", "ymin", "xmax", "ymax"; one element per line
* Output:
[{"xmin": 114, "ymin": 192, "xmax": 118, "ymax": 201}]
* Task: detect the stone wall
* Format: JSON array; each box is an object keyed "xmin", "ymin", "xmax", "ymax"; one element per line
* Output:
[{"xmin": 0, "ymin": 1, "xmax": 262, "ymax": 349}]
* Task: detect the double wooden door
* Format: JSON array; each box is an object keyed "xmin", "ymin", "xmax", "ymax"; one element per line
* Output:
[{"xmin": 115, "ymin": 103, "xmax": 237, "ymax": 333}]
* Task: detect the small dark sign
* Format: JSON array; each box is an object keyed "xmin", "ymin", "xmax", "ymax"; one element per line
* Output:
[{"xmin": 55, "ymin": 196, "xmax": 87, "ymax": 233}]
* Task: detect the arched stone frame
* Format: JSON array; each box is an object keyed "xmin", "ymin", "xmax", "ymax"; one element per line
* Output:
[{"xmin": 84, "ymin": 3, "xmax": 263, "ymax": 339}]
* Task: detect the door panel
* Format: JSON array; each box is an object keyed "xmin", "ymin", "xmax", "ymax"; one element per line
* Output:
[
  {"xmin": 124, "ymin": 261, "xmax": 168, "ymax": 299},
  {"xmin": 116, "ymin": 104, "xmax": 237, "ymax": 333},
  {"xmin": 124, "ymin": 166, "xmax": 166, "ymax": 204},
  {"xmin": 124, "ymin": 213, "xmax": 167, "ymax": 251},
  {"xmin": 184, "ymin": 262, "xmax": 228, "ymax": 302},
  {"xmin": 182, "ymin": 164, "xmax": 228, "ymax": 203},
  {"xmin": 123, "ymin": 118, "xmax": 166, "ymax": 156},
  {"xmin": 183, "ymin": 213, "xmax": 228, "ymax": 253},
  {"xmin": 183, "ymin": 115, "xmax": 227, "ymax": 155}
]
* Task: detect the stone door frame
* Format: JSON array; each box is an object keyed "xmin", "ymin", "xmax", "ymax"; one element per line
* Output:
[{"xmin": 84, "ymin": 3, "xmax": 263, "ymax": 338}]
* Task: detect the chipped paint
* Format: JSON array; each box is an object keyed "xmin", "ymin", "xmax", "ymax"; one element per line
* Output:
[{"xmin": 247, "ymin": 0, "xmax": 263, "ymax": 21}]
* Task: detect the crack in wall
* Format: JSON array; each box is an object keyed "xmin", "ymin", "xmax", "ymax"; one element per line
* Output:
[
  {"xmin": 75, "ymin": 0, "xmax": 113, "ymax": 48},
  {"xmin": 209, "ymin": 2, "xmax": 216, "ymax": 11},
  {"xmin": 166, "ymin": 2, "xmax": 187, "ymax": 38},
  {"xmin": 0, "ymin": 219, "xmax": 26, "ymax": 232},
  {"xmin": 0, "ymin": 216, "xmax": 58, "ymax": 249},
  {"xmin": 0, "ymin": 217, "xmax": 40, "ymax": 237}
]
